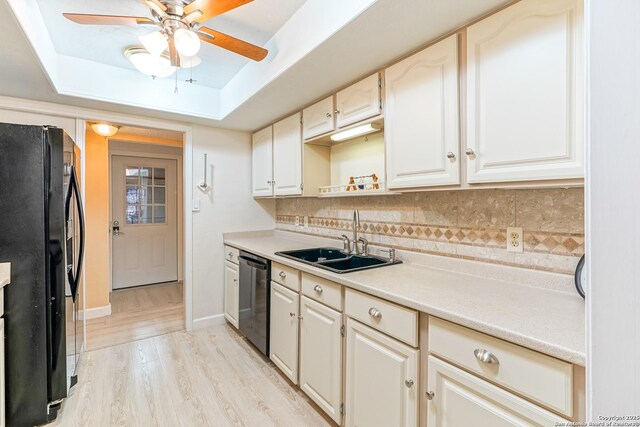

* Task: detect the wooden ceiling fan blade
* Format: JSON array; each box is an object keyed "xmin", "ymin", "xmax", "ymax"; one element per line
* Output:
[
  {"xmin": 168, "ymin": 38, "xmax": 181, "ymax": 67},
  {"xmin": 198, "ymin": 27, "xmax": 268, "ymax": 62},
  {"xmin": 141, "ymin": 0, "xmax": 167, "ymax": 18},
  {"xmin": 63, "ymin": 13, "xmax": 155, "ymax": 26},
  {"xmin": 185, "ymin": 0, "xmax": 253, "ymax": 22}
]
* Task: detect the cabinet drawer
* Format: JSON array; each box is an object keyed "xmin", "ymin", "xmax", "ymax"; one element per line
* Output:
[
  {"xmin": 428, "ymin": 316, "xmax": 573, "ymax": 417},
  {"xmin": 301, "ymin": 273, "xmax": 343, "ymax": 311},
  {"xmin": 345, "ymin": 289, "xmax": 418, "ymax": 347},
  {"xmin": 271, "ymin": 262, "xmax": 300, "ymax": 291},
  {"xmin": 224, "ymin": 245, "xmax": 239, "ymax": 265}
]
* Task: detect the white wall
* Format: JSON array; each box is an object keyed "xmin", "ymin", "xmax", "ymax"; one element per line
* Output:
[
  {"xmin": 587, "ymin": 0, "xmax": 640, "ymax": 417},
  {"xmin": 191, "ymin": 125, "xmax": 275, "ymax": 326},
  {"xmin": 0, "ymin": 108, "xmax": 75, "ymax": 135}
]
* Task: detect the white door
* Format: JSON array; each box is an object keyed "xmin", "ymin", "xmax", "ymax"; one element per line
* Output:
[
  {"xmin": 299, "ymin": 296, "xmax": 343, "ymax": 424},
  {"xmin": 270, "ymin": 282, "xmax": 299, "ymax": 384},
  {"xmin": 465, "ymin": 0, "xmax": 584, "ymax": 183},
  {"xmin": 273, "ymin": 113, "xmax": 302, "ymax": 196},
  {"xmin": 426, "ymin": 356, "xmax": 569, "ymax": 426},
  {"xmin": 385, "ymin": 34, "xmax": 460, "ymax": 189},
  {"xmin": 303, "ymin": 96, "xmax": 335, "ymax": 140},
  {"xmin": 223, "ymin": 260, "xmax": 239, "ymax": 329},
  {"xmin": 111, "ymin": 156, "xmax": 178, "ymax": 289},
  {"xmin": 345, "ymin": 318, "xmax": 419, "ymax": 427},
  {"xmin": 252, "ymin": 126, "xmax": 273, "ymax": 196},
  {"xmin": 336, "ymin": 73, "xmax": 382, "ymax": 128}
]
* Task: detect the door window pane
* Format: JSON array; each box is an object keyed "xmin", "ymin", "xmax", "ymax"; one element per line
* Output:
[{"xmin": 124, "ymin": 166, "xmax": 167, "ymax": 225}]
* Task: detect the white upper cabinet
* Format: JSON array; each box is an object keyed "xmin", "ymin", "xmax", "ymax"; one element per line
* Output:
[
  {"xmin": 252, "ymin": 126, "xmax": 273, "ymax": 197},
  {"xmin": 303, "ymin": 96, "xmax": 335, "ymax": 140},
  {"xmin": 336, "ymin": 73, "xmax": 382, "ymax": 128},
  {"xmin": 273, "ymin": 113, "xmax": 303, "ymax": 196},
  {"xmin": 385, "ymin": 34, "xmax": 460, "ymax": 189},
  {"xmin": 465, "ymin": 0, "xmax": 584, "ymax": 183}
]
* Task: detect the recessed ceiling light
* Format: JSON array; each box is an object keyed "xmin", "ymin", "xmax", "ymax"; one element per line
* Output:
[
  {"xmin": 124, "ymin": 46, "xmax": 176, "ymax": 78},
  {"xmin": 91, "ymin": 123, "xmax": 120, "ymax": 137}
]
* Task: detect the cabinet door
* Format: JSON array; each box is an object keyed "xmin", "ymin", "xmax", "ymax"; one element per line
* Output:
[
  {"xmin": 223, "ymin": 260, "xmax": 239, "ymax": 329},
  {"xmin": 466, "ymin": 0, "xmax": 584, "ymax": 183},
  {"xmin": 336, "ymin": 73, "xmax": 381, "ymax": 128},
  {"xmin": 427, "ymin": 356, "xmax": 570, "ymax": 426},
  {"xmin": 252, "ymin": 126, "xmax": 273, "ymax": 196},
  {"xmin": 345, "ymin": 318, "xmax": 418, "ymax": 427},
  {"xmin": 303, "ymin": 96, "xmax": 335, "ymax": 140},
  {"xmin": 273, "ymin": 113, "xmax": 303, "ymax": 196},
  {"xmin": 270, "ymin": 282, "xmax": 299, "ymax": 384},
  {"xmin": 299, "ymin": 296, "xmax": 343, "ymax": 424},
  {"xmin": 385, "ymin": 34, "xmax": 460, "ymax": 189}
]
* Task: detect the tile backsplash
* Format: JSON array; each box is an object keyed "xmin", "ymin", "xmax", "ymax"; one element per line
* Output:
[{"xmin": 276, "ymin": 188, "xmax": 584, "ymax": 274}]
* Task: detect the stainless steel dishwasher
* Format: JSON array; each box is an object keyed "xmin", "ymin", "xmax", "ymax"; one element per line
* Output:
[{"xmin": 238, "ymin": 251, "xmax": 271, "ymax": 356}]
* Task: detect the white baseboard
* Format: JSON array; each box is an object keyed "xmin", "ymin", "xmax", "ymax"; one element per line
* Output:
[
  {"xmin": 79, "ymin": 304, "xmax": 111, "ymax": 320},
  {"xmin": 192, "ymin": 313, "xmax": 227, "ymax": 330}
]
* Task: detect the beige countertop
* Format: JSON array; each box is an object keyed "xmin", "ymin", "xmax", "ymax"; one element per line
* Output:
[
  {"xmin": 0, "ymin": 262, "xmax": 10, "ymax": 288},
  {"xmin": 224, "ymin": 231, "xmax": 585, "ymax": 366}
]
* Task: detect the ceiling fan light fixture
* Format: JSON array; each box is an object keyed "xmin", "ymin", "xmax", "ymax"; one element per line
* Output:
[
  {"xmin": 125, "ymin": 47, "xmax": 176, "ymax": 78},
  {"xmin": 139, "ymin": 31, "xmax": 168, "ymax": 56},
  {"xmin": 174, "ymin": 28, "xmax": 201, "ymax": 57},
  {"xmin": 91, "ymin": 123, "xmax": 120, "ymax": 137},
  {"xmin": 178, "ymin": 54, "xmax": 202, "ymax": 68}
]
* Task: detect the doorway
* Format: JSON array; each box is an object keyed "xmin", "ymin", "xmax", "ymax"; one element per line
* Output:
[{"xmin": 83, "ymin": 123, "xmax": 185, "ymax": 351}]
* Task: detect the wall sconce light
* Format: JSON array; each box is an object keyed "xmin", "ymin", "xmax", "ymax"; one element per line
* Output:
[{"xmin": 91, "ymin": 122, "xmax": 120, "ymax": 137}]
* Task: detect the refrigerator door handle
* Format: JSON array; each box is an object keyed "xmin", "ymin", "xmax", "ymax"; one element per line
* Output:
[{"xmin": 64, "ymin": 165, "xmax": 85, "ymax": 302}]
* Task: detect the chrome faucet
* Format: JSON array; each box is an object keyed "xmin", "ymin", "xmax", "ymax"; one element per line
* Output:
[{"xmin": 353, "ymin": 209, "xmax": 360, "ymax": 248}]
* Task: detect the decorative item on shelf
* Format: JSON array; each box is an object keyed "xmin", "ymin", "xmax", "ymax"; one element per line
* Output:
[
  {"xmin": 197, "ymin": 153, "xmax": 210, "ymax": 192},
  {"xmin": 319, "ymin": 173, "xmax": 386, "ymax": 196}
]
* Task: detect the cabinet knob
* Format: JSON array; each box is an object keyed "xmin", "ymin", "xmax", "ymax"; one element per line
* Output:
[
  {"xmin": 465, "ymin": 148, "xmax": 475, "ymax": 157},
  {"xmin": 313, "ymin": 284, "xmax": 323, "ymax": 294},
  {"xmin": 233, "ymin": 279, "xmax": 238, "ymax": 283},
  {"xmin": 474, "ymin": 348, "xmax": 499, "ymax": 365},
  {"xmin": 368, "ymin": 307, "xmax": 382, "ymax": 319},
  {"xmin": 325, "ymin": 112, "xmax": 332, "ymax": 118},
  {"xmin": 425, "ymin": 391, "xmax": 435, "ymax": 400},
  {"xmin": 279, "ymin": 271, "xmax": 287, "ymax": 279},
  {"xmin": 290, "ymin": 312, "xmax": 296, "ymax": 318},
  {"xmin": 446, "ymin": 152, "xmax": 456, "ymax": 160},
  {"xmin": 405, "ymin": 379, "xmax": 414, "ymax": 388},
  {"xmin": 334, "ymin": 109, "xmax": 340, "ymax": 115},
  {"xmin": 228, "ymin": 252, "xmax": 233, "ymax": 257}
]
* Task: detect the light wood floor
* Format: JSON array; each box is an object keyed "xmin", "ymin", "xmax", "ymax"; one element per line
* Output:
[
  {"xmin": 53, "ymin": 325, "xmax": 331, "ymax": 427},
  {"xmin": 86, "ymin": 282, "xmax": 185, "ymax": 351}
]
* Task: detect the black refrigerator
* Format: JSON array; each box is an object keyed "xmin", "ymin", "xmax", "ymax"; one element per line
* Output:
[{"xmin": 0, "ymin": 123, "xmax": 85, "ymax": 426}]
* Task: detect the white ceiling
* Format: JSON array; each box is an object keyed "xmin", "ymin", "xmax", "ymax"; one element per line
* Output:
[
  {"xmin": 116, "ymin": 124, "xmax": 184, "ymax": 141},
  {"xmin": 1, "ymin": 0, "xmax": 512, "ymax": 131},
  {"xmin": 35, "ymin": 0, "xmax": 306, "ymax": 89}
]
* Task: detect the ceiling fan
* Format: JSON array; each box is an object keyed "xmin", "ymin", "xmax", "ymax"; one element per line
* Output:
[{"xmin": 63, "ymin": 0, "xmax": 268, "ymax": 68}]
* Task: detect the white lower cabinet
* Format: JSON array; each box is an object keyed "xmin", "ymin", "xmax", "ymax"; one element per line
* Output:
[
  {"xmin": 345, "ymin": 318, "xmax": 419, "ymax": 427},
  {"xmin": 1, "ymin": 318, "xmax": 4, "ymax": 427},
  {"xmin": 427, "ymin": 356, "xmax": 569, "ymax": 426},
  {"xmin": 299, "ymin": 296, "xmax": 343, "ymax": 424},
  {"xmin": 223, "ymin": 260, "xmax": 239, "ymax": 328},
  {"xmin": 270, "ymin": 282, "xmax": 299, "ymax": 384}
]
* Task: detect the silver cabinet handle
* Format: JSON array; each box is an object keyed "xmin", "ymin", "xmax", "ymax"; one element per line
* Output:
[
  {"xmin": 233, "ymin": 279, "xmax": 238, "ymax": 283},
  {"xmin": 405, "ymin": 379, "xmax": 414, "ymax": 388},
  {"xmin": 290, "ymin": 312, "xmax": 296, "ymax": 318},
  {"xmin": 228, "ymin": 252, "xmax": 233, "ymax": 257},
  {"xmin": 325, "ymin": 112, "xmax": 332, "ymax": 118},
  {"xmin": 447, "ymin": 152, "xmax": 456, "ymax": 160},
  {"xmin": 465, "ymin": 148, "xmax": 475, "ymax": 156},
  {"xmin": 368, "ymin": 307, "xmax": 382, "ymax": 319},
  {"xmin": 279, "ymin": 271, "xmax": 286, "ymax": 279},
  {"xmin": 474, "ymin": 348, "xmax": 499, "ymax": 365},
  {"xmin": 425, "ymin": 391, "xmax": 435, "ymax": 400},
  {"xmin": 313, "ymin": 284, "xmax": 323, "ymax": 294}
]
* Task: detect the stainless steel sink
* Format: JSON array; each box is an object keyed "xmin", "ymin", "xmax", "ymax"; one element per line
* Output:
[{"xmin": 275, "ymin": 247, "xmax": 401, "ymax": 274}]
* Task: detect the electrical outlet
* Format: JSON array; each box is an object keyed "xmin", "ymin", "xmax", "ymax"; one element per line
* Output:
[
  {"xmin": 304, "ymin": 216, "xmax": 309, "ymax": 227},
  {"xmin": 295, "ymin": 216, "xmax": 300, "ymax": 226},
  {"xmin": 507, "ymin": 227, "xmax": 524, "ymax": 253}
]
